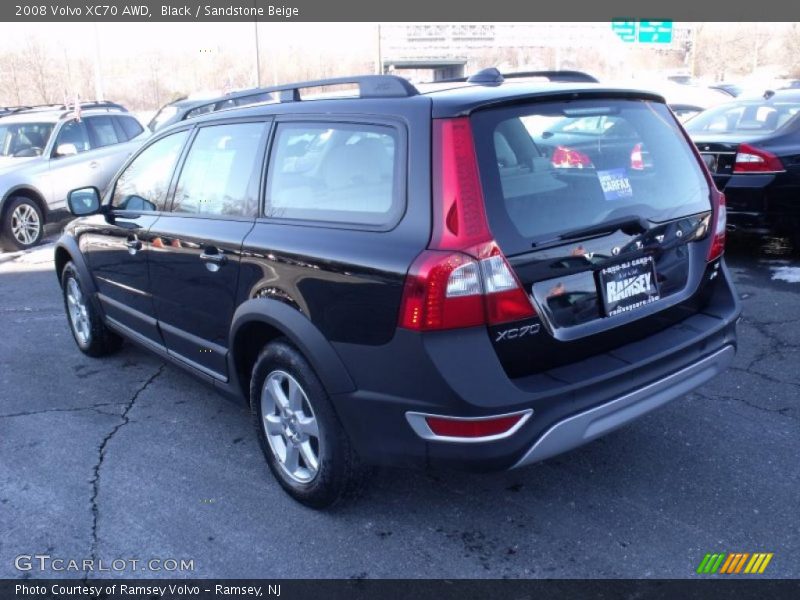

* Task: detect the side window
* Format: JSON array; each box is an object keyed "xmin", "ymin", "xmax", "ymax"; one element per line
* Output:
[
  {"xmin": 86, "ymin": 116, "xmax": 121, "ymax": 148},
  {"xmin": 265, "ymin": 122, "xmax": 400, "ymax": 226},
  {"xmin": 54, "ymin": 120, "xmax": 91, "ymax": 154},
  {"xmin": 111, "ymin": 130, "xmax": 189, "ymax": 211},
  {"xmin": 116, "ymin": 116, "xmax": 144, "ymax": 141},
  {"xmin": 171, "ymin": 122, "xmax": 265, "ymax": 217}
]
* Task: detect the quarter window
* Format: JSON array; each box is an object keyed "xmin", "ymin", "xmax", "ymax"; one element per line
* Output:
[
  {"xmin": 171, "ymin": 123, "xmax": 265, "ymax": 217},
  {"xmin": 86, "ymin": 116, "xmax": 120, "ymax": 148},
  {"xmin": 111, "ymin": 130, "xmax": 189, "ymax": 211},
  {"xmin": 266, "ymin": 122, "xmax": 400, "ymax": 226}
]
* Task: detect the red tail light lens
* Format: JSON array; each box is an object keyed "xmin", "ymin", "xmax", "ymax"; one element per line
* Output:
[
  {"xmin": 707, "ymin": 191, "xmax": 726, "ymax": 261},
  {"xmin": 630, "ymin": 143, "xmax": 644, "ymax": 170},
  {"xmin": 733, "ymin": 144, "xmax": 785, "ymax": 173},
  {"xmin": 551, "ymin": 145, "xmax": 593, "ymax": 169},
  {"xmin": 399, "ymin": 118, "xmax": 536, "ymax": 331},
  {"xmin": 425, "ymin": 413, "xmax": 526, "ymax": 439},
  {"xmin": 399, "ymin": 250, "xmax": 485, "ymax": 331}
]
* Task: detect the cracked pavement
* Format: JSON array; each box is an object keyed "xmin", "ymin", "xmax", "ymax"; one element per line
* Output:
[{"xmin": 0, "ymin": 236, "xmax": 798, "ymax": 579}]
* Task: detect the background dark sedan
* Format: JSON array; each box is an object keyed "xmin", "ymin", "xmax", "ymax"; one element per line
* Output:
[{"xmin": 685, "ymin": 89, "xmax": 800, "ymax": 248}]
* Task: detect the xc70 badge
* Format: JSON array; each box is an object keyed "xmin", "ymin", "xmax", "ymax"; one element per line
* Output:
[{"xmin": 495, "ymin": 323, "xmax": 541, "ymax": 342}]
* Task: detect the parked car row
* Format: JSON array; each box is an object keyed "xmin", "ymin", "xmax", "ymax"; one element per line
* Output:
[
  {"xmin": 0, "ymin": 102, "xmax": 147, "ymax": 250},
  {"xmin": 0, "ymin": 86, "xmax": 281, "ymax": 252}
]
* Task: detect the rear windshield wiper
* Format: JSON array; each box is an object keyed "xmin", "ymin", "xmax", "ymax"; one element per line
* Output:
[{"xmin": 531, "ymin": 216, "xmax": 650, "ymax": 249}]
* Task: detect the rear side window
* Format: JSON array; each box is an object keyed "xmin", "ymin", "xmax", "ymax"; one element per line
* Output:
[
  {"xmin": 86, "ymin": 116, "xmax": 120, "ymax": 148},
  {"xmin": 111, "ymin": 130, "xmax": 189, "ymax": 211},
  {"xmin": 265, "ymin": 122, "xmax": 400, "ymax": 226},
  {"xmin": 117, "ymin": 116, "xmax": 144, "ymax": 140},
  {"xmin": 171, "ymin": 122, "xmax": 265, "ymax": 217},
  {"xmin": 472, "ymin": 99, "xmax": 711, "ymax": 253}
]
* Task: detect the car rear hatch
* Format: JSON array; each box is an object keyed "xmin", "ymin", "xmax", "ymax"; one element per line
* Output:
[{"xmin": 462, "ymin": 96, "xmax": 723, "ymax": 378}]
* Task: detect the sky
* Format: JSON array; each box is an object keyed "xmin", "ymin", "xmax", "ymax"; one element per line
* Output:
[{"xmin": 0, "ymin": 22, "xmax": 379, "ymax": 56}]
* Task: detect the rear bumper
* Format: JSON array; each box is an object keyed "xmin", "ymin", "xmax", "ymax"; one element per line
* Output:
[
  {"xmin": 331, "ymin": 261, "xmax": 740, "ymax": 471},
  {"xmin": 720, "ymin": 173, "xmax": 800, "ymax": 237},
  {"xmin": 512, "ymin": 344, "xmax": 734, "ymax": 467}
]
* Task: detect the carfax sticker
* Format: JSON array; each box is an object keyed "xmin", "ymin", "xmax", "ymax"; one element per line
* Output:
[{"xmin": 597, "ymin": 168, "xmax": 633, "ymax": 201}]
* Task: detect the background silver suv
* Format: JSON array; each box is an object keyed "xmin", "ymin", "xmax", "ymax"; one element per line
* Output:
[{"xmin": 0, "ymin": 102, "xmax": 148, "ymax": 250}]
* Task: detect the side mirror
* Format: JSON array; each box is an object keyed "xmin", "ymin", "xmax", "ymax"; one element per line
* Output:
[
  {"xmin": 55, "ymin": 143, "xmax": 78, "ymax": 157},
  {"xmin": 67, "ymin": 187, "xmax": 101, "ymax": 216}
]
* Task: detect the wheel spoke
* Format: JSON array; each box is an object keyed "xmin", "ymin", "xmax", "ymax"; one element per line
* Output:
[
  {"xmin": 283, "ymin": 444, "xmax": 300, "ymax": 473},
  {"xmin": 298, "ymin": 440, "xmax": 318, "ymax": 472},
  {"xmin": 263, "ymin": 413, "xmax": 283, "ymax": 435},
  {"xmin": 267, "ymin": 377, "xmax": 289, "ymax": 412},
  {"xmin": 296, "ymin": 415, "xmax": 318, "ymax": 438},
  {"xmin": 287, "ymin": 378, "xmax": 304, "ymax": 411}
]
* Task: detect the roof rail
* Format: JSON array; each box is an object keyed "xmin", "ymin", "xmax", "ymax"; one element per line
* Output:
[
  {"xmin": 436, "ymin": 68, "xmax": 599, "ymax": 86},
  {"xmin": 60, "ymin": 101, "xmax": 128, "ymax": 117},
  {"xmin": 182, "ymin": 75, "xmax": 419, "ymax": 122},
  {"xmin": 0, "ymin": 105, "xmax": 34, "ymax": 116},
  {"xmin": 271, "ymin": 75, "xmax": 419, "ymax": 102}
]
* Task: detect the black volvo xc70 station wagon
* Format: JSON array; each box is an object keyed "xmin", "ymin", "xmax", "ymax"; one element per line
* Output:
[{"xmin": 56, "ymin": 70, "xmax": 739, "ymax": 507}]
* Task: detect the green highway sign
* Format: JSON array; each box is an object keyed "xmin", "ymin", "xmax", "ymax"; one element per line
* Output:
[
  {"xmin": 612, "ymin": 20, "xmax": 674, "ymax": 44},
  {"xmin": 638, "ymin": 21, "xmax": 673, "ymax": 44},
  {"xmin": 611, "ymin": 20, "xmax": 637, "ymax": 43}
]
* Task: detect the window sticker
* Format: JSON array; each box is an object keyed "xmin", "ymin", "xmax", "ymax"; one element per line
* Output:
[{"xmin": 597, "ymin": 168, "xmax": 633, "ymax": 201}]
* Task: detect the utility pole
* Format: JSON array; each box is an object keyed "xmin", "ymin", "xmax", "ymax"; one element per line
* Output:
[
  {"xmin": 376, "ymin": 23, "xmax": 383, "ymax": 74},
  {"xmin": 253, "ymin": 20, "xmax": 262, "ymax": 87},
  {"xmin": 92, "ymin": 23, "xmax": 104, "ymax": 100}
]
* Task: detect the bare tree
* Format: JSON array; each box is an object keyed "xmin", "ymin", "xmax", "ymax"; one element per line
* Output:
[{"xmin": 24, "ymin": 38, "xmax": 54, "ymax": 104}]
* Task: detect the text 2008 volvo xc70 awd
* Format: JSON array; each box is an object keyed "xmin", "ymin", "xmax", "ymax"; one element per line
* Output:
[{"xmin": 55, "ymin": 70, "xmax": 739, "ymax": 507}]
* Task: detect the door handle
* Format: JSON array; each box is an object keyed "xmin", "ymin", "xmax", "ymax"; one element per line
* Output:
[
  {"xmin": 88, "ymin": 161, "xmax": 99, "ymax": 169},
  {"xmin": 125, "ymin": 237, "xmax": 142, "ymax": 255},
  {"xmin": 200, "ymin": 248, "xmax": 227, "ymax": 271}
]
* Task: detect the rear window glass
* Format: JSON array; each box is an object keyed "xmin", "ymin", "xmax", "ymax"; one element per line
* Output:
[
  {"xmin": 471, "ymin": 99, "xmax": 711, "ymax": 253},
  {"xmin": 265, "ymin": 122, "xmax": 401, "ymax": 227},
  {"xmin": 685, "ymin": 100, "xmax": 800, "ymax": 135}
]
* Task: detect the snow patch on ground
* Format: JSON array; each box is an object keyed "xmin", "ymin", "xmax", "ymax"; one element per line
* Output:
[{"xmin": 770, "ymin": 266, "xmax": 800, "ymax": 283}]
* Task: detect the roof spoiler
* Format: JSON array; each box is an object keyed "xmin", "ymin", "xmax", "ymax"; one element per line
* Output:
[{"xmin": 436, "ymin": 68, "xmax": 599, "ymax": 86}]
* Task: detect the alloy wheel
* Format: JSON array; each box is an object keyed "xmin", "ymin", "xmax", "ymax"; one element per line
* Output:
[
  {"xmin": 11, "ymin": 203, "xmax": 40, "ymax": 246},
  {"xmin": 66, "ymin": 277, "xmax": 91, "ymax": 345},
  {"xmin": 260, "ymin": 370, "xmax": 320, "ymax": 484}
]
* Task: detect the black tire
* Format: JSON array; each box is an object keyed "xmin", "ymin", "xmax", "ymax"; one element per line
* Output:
[
  {"xmin": 250, "ymin": 339, "xmax": 371, "ymax": 508},
  {"xmin": 61, "ymin": 261, "xmax": 123, "ymax": 357},
  {"xmin": 0, "ymin": 196, "xmax": 44, "ymax": 251}
]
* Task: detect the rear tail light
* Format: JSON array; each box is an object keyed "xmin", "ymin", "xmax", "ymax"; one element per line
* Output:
[
  {"xmin": 405, "ymin": 409, "xmax": 533, "ymax": 442},
  {"xmin": 551, "ymin": 145, "xmax": 593, "ymax": 169},
  {"xmin": 630, "ymin": 143, "xmax": 644, "ymax": 170},
  {"xmin": 399, "ymin": 118, "xmax": 536, "ymax": 331},
  {"xmin": 707, "ymin": 191, "xmax": 726, "ymax": 261},
  {"xmin": 733, "ymin": 144, "xmax": 785, "ymax": 173}
]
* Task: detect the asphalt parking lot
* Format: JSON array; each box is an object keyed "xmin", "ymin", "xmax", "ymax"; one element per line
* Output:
[{"xmin": 0, "ymin": 235, "xmax": 798, "ymax": 579}]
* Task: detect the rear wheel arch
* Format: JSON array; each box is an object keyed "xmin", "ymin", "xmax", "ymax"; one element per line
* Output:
[{"xmin": 229, "ymin": 299, "xmax": 355, "ymax": 402}]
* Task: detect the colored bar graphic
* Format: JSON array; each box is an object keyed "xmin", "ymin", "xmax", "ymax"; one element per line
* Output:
[{"xmin": 699, "ymin": 552, "xmax": 773, "ymax": 575}]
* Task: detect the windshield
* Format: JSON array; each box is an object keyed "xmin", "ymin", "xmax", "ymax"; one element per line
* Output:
[
  {"xmin": 0, "ymin": 122, "xmax": 54, "ymax": 157},
  {"xmin": 472, "ymin": 99, "xmax": 711, "ymax": 253},
  {"xmin": 148, "ymin": 106, "xmax": 180, "ymax": 132},
  {"xmin": 685, "ymin": 100, "xmax": 800, "ymax": 135}
]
